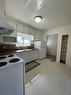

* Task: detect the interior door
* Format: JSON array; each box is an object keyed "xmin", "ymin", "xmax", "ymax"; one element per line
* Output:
[
  {"xmin": 60, "ymin": 35, "xmax": 69, "ymax": 64},
  {"xmin": 47, "ymin": 34, "xmax": 58, "ymax": 62}
]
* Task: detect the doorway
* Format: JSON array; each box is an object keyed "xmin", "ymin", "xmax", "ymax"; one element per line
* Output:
[
  {"xmin": 60, "ymin": 35, "xmax": 69, "ymax": 64},
  {"xmin": 47, "ymin": 34, "xmax": 58, "ymax": 62}
]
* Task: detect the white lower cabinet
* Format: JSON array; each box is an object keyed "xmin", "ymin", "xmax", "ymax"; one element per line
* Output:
[{"xmin": 16, "ymin": 50, "xmax": 39, "ymax": 64}]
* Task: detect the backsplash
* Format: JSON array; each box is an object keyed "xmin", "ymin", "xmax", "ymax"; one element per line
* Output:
[
  {"xmin": 0, "ymin": 43, "xmax": 16, "ymax": 55},
  {"xmin": 0, "ymin": 43, "xmax": 34, "ymax": 55}
]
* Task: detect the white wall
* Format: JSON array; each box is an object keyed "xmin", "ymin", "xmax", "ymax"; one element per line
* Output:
[
  {"xmin": 44, "ymin": 25, "xmax": 71, "ymax": 66},
  {"xmin": 0, "ymin": 0, "xmax": 5, "ymax": 17},
  {"xmin": 6, "ymin": 17, "xmax": 44, "ymax": 41}
]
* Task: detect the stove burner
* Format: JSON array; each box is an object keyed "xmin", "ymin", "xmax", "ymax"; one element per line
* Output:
[
  {"xmin": 0, "ymin": 62, "xmax": 7, "ymax": 67},
  {"xmin": 8, "ymin": 55, "xmax": 14, "ymax": 57},
  {"xmin": 0, "ymin": 56, "xmax": 6, "ymax": 60},
  {"xmin": 9, "ymin": 58, "xmax": 20, "ymax": 63}
]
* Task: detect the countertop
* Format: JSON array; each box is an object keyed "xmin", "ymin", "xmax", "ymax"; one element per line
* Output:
[
  {"xmin": 0, "ymin": 49, "xmax": 38, "ymax": 56},
  {"xmin": 15, "ymin": 49, "xmax": 38, "ymax": 53}
]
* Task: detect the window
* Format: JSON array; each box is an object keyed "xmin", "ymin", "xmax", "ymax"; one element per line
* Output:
[{"xmin": 16, "ymin": 33, "xmax": 34, "ymax": 47}]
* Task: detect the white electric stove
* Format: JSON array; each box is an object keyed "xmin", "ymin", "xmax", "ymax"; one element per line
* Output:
[{"xmin": 0, "ymin": 54, "xmax": 25, "ymax": 95}]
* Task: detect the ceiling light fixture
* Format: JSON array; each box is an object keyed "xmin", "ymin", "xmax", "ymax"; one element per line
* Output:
[{"xmin": 34, "ymin": 16, "xmax": 42, "ymax": 23}]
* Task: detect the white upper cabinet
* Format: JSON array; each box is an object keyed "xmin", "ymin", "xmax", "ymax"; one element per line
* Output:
[{"xmin": 0, "ymin": 0, "xmax": 5, "ymax": 17}]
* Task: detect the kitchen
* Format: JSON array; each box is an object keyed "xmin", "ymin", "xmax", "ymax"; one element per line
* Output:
[{"xmin": 0, "ymin": 0, "xmax": 71, "ymax": 95}]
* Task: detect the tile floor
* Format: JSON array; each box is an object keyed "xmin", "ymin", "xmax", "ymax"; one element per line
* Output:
[{"xmin": 25, "ymin": 58, "xmax": 71, "ymax": 95}]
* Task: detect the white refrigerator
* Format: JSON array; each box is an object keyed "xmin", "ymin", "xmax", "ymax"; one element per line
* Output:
[{"xmin": 34, "ymin": 41, "xmax": 46, "ymax": 59}]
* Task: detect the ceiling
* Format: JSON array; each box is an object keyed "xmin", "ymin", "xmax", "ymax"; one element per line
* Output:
[{"xmin": 6, "ymin": 0, "xmax": 71, "ymax": 30}]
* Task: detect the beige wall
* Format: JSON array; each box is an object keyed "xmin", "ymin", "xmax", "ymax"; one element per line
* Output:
[
  {"xmin": 6, "ymin": 17, "xmax": 44, "ymax": 41},
  {"xmin": 44, "ymin": 25, "xmax": 71, "ymax": 65}
]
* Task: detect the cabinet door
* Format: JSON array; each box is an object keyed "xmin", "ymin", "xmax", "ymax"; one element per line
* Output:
[
  {"xmin": 0, "ymin": 36, "xmax": 3, "ymax": 43},
  {"xmin": 0, "ymin": 0, "xmax": 5, "ymax": 17},
  {"xmin": 30, "ymin": 51, "xmax": 34, "ymax": 61},
  {"xmin": 27, "ymin": 50, "xmax": 39, "ymax": 62},
  {"xmin": 3, "ymin": 36, "xmax": 17, "ymax": 43},
  {"xmin": 16, "ymin": 52, "xmax": 27, "ymax": 63},
  {"xmin": 33, "ymin": 50, "xmax": 39, "ymax": 60}
]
